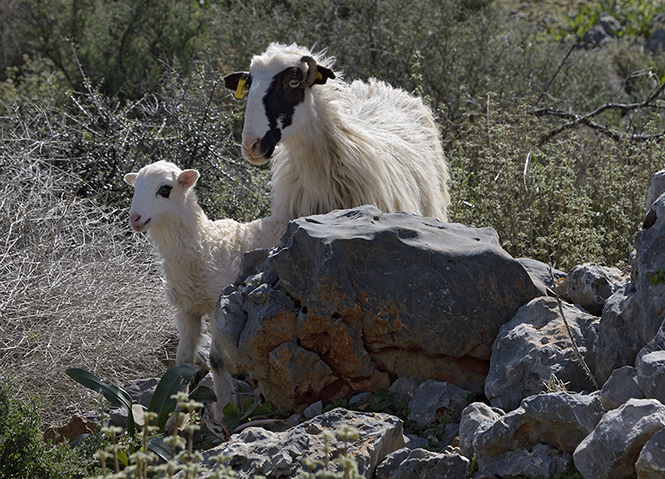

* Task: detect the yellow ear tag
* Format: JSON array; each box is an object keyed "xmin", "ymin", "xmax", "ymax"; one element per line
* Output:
[
  {"xmin": 235, "ymin": 78, "xmax": 246, "ymax": 99},
  {"xmin": 316, "ymin": 72, "xmax": 323, "ymax": 81}
]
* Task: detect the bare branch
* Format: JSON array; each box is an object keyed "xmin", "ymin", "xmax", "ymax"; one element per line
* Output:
[{"xmin": 533, "ymin": 81, "xmax": 665, "ymax": 145}]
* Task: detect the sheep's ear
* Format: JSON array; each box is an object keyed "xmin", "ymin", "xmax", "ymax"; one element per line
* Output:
[
  {"xmin": 178, "ymin": 169, "xmax": 200, "ymax": 190},
  {"xmin": 124, "ymin": 173, "xmax": 138, "ymax": 186},
  {"xmin": 224, "ymin": 72, "xmax": 249, "ymax": 99},
  {"xmin": 312, "ymin": 65, "xmax": 335, "ymax": 85}
]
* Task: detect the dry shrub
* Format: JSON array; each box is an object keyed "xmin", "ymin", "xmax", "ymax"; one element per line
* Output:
[{"xmin": 0, "ymin": 156, "xmax": 174, "ymax": 425}]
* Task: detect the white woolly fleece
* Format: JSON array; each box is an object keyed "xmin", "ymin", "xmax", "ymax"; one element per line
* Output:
[
  {"xmin": 125, "ymin": 160, "xmax": 288, "ymax": 410},
  {"xmin": 243, "ymin": 43, "xmax": 451, "ymax": 221}
]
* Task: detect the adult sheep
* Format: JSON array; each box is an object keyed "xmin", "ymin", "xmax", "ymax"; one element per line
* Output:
[
  {"xmin": 224, "ymin": 42, "xmax": 451, "ymax": 221},
  {"xmin": 124, "ymin": 161, "xmax": 287, "ymax": 407}
]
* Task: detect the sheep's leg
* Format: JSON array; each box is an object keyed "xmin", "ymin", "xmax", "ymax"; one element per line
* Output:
[{"xmin": 175, "ymin": 309, "xmax": 202, "ymax": 364}]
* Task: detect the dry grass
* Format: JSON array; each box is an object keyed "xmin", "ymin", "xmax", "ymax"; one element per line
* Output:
[{"xmin": 0, "ymin": 155, "xmax": 176, "ymax": 426}]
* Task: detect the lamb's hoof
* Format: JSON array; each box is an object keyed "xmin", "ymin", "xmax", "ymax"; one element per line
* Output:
[{"xmin": 202, "ymin": 403, "xmax": 230, "ymax": 440}]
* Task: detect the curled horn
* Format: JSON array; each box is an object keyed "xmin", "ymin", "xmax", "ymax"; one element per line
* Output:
[{"xmin": 301, "ymin": 56, "xmax": 319, "ymax": 87}]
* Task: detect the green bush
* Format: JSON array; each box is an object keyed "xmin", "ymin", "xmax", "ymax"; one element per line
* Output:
[
  {"xmin": 0, "ymin": 377, "xmax": 97, "ymax": 479},
  {"xmin": 449, "ymin": 97, "xmax": 665, "ymax": 270}
]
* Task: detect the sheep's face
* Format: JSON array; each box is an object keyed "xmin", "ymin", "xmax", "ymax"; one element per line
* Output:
[
  {"xmin": 224, "ymin": 44, "xmax": 334, "ymax": 165},
  {"xmin": 123, "ymin": 161, "xmax": 199, "ymax": 232}
]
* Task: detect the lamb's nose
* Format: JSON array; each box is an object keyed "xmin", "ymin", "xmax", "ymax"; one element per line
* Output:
[{"xmin": 129, "ymin": 214, "xmax": 142, "ymax": 229}]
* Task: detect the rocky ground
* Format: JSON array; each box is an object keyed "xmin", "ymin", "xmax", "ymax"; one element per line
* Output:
[{"xmin": 48, "ymin": 169, "xmax": 665, "ymax": 478}]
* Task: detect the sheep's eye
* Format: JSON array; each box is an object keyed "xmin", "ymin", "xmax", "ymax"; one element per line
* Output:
[
  {"xmin": 288, "ymin": 79, "xmax": 301, "ymax": 89},
  {"xmin": 157, "ymin": 185, "xmax": 172, "ymax": 198}
]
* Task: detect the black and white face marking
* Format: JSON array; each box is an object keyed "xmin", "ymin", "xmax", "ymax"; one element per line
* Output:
[
  {"xmin": 225, "ymin": 50, "xmax": 335, "ymax": 166},
  {"xmin": 257, "ymin": 67, "xmax": 307, "ymax": 158}
]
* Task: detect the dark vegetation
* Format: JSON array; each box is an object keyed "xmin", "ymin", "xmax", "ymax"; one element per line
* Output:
[{"xmin": 1, "ymin": 0, "xmax": 665, "ymax": 474}]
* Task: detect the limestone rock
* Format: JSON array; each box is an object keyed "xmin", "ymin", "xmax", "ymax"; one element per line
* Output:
[
  {"xmin": 406, "ymin": 379, "xmax": 473, "ymax": 426},
  {"xmin": 387, "ymin": 377, "xmax": 418, "ymax": 413},
  {"xmin": 636, "ymin": 351, "xmax": 665, "ymax": 404},
  {"xmin": 517, "ymin": 257, "xmax": 566, "ymax": 290},
  {"xmin": 599, "ymin": 366, "xmax": 644, "ymax": 410},
  {"xmin": 213, "ymin": 206, "xmax": 544, "ymax": 412},
  {"xmin": 596, "ymin": 189, "xmax": 665, "ymax": 382},
  {"xmin": 373, "ymin": 447, "xmax": 470, "ymax": 479},
  {"xmin": 646, "ymin": 169, "xmax": 665, "ymax": 211},
  {"xmin": 573, "ymin": 399, "xmax": 665, "ymax": 479},
  {"xmin": 474, "ymin": 392, "xmax": 604, "ymax": 479},
  {"xmin": 459, "ymin": 402, "xmax": 504, "ymax": 459},
  {"xmin": 202, "ymin": 408, "xmax": 405, "ymax": 478},
  {"xmin": 556, "ymin": 262, "xmax": 626, "ymax": 315},
  {"xmin": 485, "ymin": 297, "xmax": 599, "ymax": 410},
  {"xmin": 636, "ymin": 427, "xmax": 665, "ymax": 479}
]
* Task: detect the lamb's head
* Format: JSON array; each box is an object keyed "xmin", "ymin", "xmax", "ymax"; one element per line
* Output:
[
  {"xmin": 123, "ymin": 160, "xmax": 200, "ymax": 232},
  {"xmin": 224, "ymin": 43, "xmax": 335, "ymax": 165}
]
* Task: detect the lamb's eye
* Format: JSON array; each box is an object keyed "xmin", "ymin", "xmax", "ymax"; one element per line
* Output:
[
  {"xmin": 288, "ymin": 79, "xmax": 301, "ymax": 89},
  {"xmin": 157, "ymin": 185, "xmax": 172, "ymax": 198}
]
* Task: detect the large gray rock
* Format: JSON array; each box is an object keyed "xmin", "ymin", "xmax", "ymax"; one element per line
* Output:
[
  {"xmin": 458, "ymin": 402, "xmax": 504, "ymax": 459},
  {"xmin": 373, "ymin": 448, "xmax": 470, "ymax": 479},
  {"xmin": 573, "ymin": 399, "xmax": 665, "ymax": 479},
  {"xmin": 474, "ymin": 392, "xmax": 603, "ymax": 479},
  {"xmin": 599, "ymin": 366, "xmax": 644, "ymax": 410},
  {"xmin": 517, "ymin": 257, "xmax": 566, "ymax": 290},
  {"xmin": 203, "ymin": 408, "xmax": 405, "ymax": 478},
  {"xmin": 636, "ymin": 427, "xmax": 665, "ymax": 479},
  {"xmin": 556, "ymin": 262, "xmax": 626, "ymax": 316},
  {"xmin": 636, "ymin": 351, "xmax": 665, "ymax": 404},
  {"xmin": 485, "ymin": 297, "xmax": 599, "ymax": 410},
  {"xmin": 406, "ymin": 379, "xmax": 473, "ymax": 426},
  {"xmin": 645, "ymin": 169, "xmax": 665, "ymax": 211},
  {"xmin": 596, "ymin": 189, "xmax": 665, "ymax": 382},
  {"xmin": 213, "ymin": 206, "xmax": 545, "ymax": 412}
]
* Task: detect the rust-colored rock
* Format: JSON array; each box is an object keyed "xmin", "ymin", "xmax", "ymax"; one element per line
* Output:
[
  {"xmin": 44, "ymin": 414, "xmax": 98, "ymax": 444},
  {"xmin": 213, "ymin": 206, "xmax": 545, "ymax": 411}
]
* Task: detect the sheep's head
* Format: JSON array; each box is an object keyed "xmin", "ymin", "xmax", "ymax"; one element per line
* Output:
[
  {"xmin": 224, "ymin": 43, "xmax": 335, "ymax": 165},
  {"xmin": 123, "ymin": 161, "xmax": 200, "ymax": 232}
]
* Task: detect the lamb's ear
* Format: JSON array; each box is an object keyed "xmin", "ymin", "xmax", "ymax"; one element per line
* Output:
[
  {"xmin": 124, "ymin": 173, "xmax": 138, "ymax": 186},
  {"xmin": 178, "ymin": 169, "xmax": 200, "ymax": 190},
  {"xmin": 224, "ymin": 72, "xmax": 249, "ymax": 99},
  {"xmin": 312, "ymin": 65, "xmax": 335, "ymax": 85}
]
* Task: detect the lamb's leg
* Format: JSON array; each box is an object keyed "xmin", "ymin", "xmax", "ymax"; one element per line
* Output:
[
  {"xmin": 209, "ymin": 342, "xmax": 237, "ymax": 422},
  {"xmin": 175, "ymin": 309, "xmax": 202, "ymax": 364}
]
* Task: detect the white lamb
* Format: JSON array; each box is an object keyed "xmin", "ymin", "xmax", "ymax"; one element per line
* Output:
[
  {"xmin": 224, "ymin": 42, "xmax": 451, "ymax": 221},
  {"xmin": 124, "ymin": 160, "xmax": 287, "ymax": 407}
]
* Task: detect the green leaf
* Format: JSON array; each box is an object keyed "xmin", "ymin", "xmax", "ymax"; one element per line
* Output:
[
  {"xmin": 147, "ymin": 436, "xmax": 180, "ymax": 463},
  {"xmin": 148, "ymin": 363, "xmax": 202, "ymax": 431},
  {"xmin": 117, "ymin": 447, "xmax": 130, "ymax": 467},
  {"xmin": 189, "ymin": 384, "xmax": 217, "ymax": 403},
  {"xmin": 367, "ymin": 390, "xmax": 394, "ymax": 412},
  {"xmin": 65, "ymin": 367, "xmax": 135, "ymax": 436}
]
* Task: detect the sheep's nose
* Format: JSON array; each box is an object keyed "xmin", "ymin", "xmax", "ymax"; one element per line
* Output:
[{"xmin": 241, "ymin": 136, "xmax": 261, "ymax": 157}]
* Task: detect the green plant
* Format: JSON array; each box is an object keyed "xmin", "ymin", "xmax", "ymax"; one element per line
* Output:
[
  {"xmin": 554, "ymin": 0, "xmax": 665, "ymax": 41},
  {"xmin": 648, "ymin": 268, "xmax": 665, "ymax": 285},
  {"xmin": 66, "ymin": 363, "xmax": 215, "ymax": 461},
  {"xmin": 221, "ymin": 398, "xmax": 279, "ymax": 432},
  {"xmin": 366, "ymin": 390, "xmax": 395, "ymax": 412},
  {"xmin": 0, "ymin": 376, "xmax": 98, "ymax": 479},
  {"xmin": 90, "ymin": 393, "xmax": 244, "ymax": 479}
]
